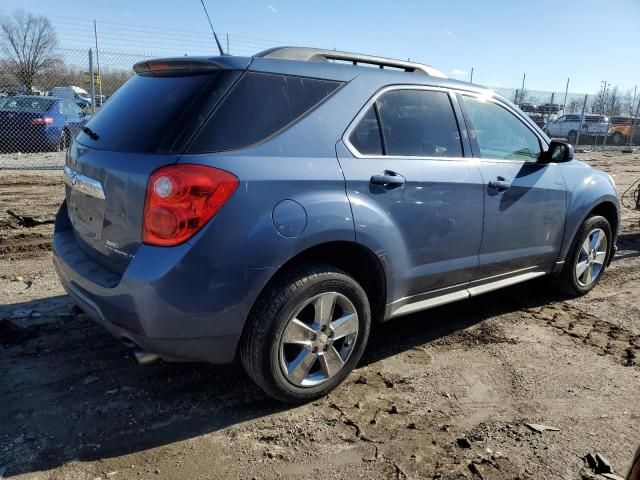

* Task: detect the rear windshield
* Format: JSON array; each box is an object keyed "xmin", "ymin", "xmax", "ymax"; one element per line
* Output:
[
  {"xmin": 0, "ymin": 97, "xmax": 53, "ymax": 113},
  {"xmin": 76, "ymin": 72, "xmax": 237, "ymax": 153},
  {"xmin": 188, "ymin": 72, "xmax": 342, "ymax": 153}
]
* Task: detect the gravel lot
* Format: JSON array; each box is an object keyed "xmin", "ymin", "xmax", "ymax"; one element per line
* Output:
[
  {"xmin": 1, "ymin": 151, "xmax": 639, "ymax": 480},
  {"xmin": 0, "ymin": 151, "xmax": 66, "ymax": 170}
]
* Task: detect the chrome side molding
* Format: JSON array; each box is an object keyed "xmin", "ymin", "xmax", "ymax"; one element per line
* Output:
[
  {"xmin": 388, "ymin": 268, "xmax": 547, "ymax": 319},
  {"xmin": 63, "ymin": 166, "xmax": 106, "ymax": 200}
]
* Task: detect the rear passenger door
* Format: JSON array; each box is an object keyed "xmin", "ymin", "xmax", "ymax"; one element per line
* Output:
[
  {"xmin": 459, "ymin": 94, "xmax": 567, "ymax": 281},
  {"xmin": 337, "ymin": 87, "xmax": 485, "ymax": 304}
]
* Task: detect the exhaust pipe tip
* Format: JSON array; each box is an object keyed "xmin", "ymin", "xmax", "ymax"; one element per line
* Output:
[{"xmin": 133, "ymin": 350, "xmax": 160, "ymax": 365}]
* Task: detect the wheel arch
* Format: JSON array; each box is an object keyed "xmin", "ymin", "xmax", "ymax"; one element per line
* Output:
[
  {"xmin": 246, "ymin": 241, "xmax": 388, "ymax": 327},
  {"xmin": 587, "ymin": 200, "xmax": 619, "ymax": 265},
  {"xmin": 559, "ymin": 198, "xmax": 619, "ymax": 270}
]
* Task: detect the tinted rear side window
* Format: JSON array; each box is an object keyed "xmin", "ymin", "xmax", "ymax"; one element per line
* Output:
[
  {"xmin": 376, "ymin": 90, "xmax": 463, "ymax": 157},
  {"xmin": 76, "ymin": 72, "xmax": 235, "ymax": 153},
  {"xmin": 349, "ymin": 106, "xmax": 383, "ymax": 155},
  {"xmin": 188, "ymin": 72, "xmax": 342, "ymax": 153}
]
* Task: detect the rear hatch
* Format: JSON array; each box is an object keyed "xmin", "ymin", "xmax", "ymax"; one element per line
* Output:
[{"xmin": 66, "ymin": 57, "xmax": 247, "ymax": 274}]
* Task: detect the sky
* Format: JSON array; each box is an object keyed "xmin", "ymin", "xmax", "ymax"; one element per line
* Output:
[{"xmin": 1, "ymin": 0, "xmax": 639, "ymax": 95}]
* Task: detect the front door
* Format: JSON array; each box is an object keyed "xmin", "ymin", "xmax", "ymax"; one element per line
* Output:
[
  {"xmin": 459, "ymin": 94, "xmax": 567, "ymax": 280},
  {"xmin": 337, "ymin": 88, "xmax": 485, "ymax": 303}
]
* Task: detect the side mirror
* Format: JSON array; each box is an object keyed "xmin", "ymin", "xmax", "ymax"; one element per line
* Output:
[{"xmin": 538, "ymin": 140, "xmax": 574, "ymax": 164}]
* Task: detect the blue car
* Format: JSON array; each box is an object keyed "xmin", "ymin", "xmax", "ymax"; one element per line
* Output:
[
  {"xmin": 53, "ymin": 47, "xmax": 619, "ymax": 402},
  {"xmin": 0, "ymin": 95, "xmax": 87, "ymax": 152}
]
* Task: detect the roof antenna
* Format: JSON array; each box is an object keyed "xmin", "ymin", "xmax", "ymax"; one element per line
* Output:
[{"xmin": 199, "ymin": 0, "xmax": 226, "ymax": 56}]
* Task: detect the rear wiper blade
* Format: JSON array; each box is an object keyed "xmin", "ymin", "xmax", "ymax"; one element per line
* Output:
[{"xmin": 82, "ymin": 127, "xmax": 99, "ymax": 141}]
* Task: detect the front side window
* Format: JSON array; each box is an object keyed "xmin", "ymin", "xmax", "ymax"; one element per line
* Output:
[{"xmin": 462, "ymin": 95, "xmax": 541, "ymax": 162}]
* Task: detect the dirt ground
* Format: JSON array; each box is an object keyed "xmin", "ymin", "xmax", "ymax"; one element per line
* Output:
[{"xmin": 1, "ymin": 151, "xmax": 639, "ymax": 480}]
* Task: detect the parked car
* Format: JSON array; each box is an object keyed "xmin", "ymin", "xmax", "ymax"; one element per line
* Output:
[
  {"xmin": 0, "ymin": 95, "xmax": 88, "ymax": 152},
  {"xmin": 51, "ymin": 86, "xmax": 92, "ymax": 108},
  {"xmin": 608, "ymin": 116, "xmax": 640, "ymax": 145},
  {"xmin": 543, "ymin": 114, "xmax": 610, "ymax": 143},
  {"xmin": 53, "ymin": 47, "xmax": 619, "ymax": 402}
]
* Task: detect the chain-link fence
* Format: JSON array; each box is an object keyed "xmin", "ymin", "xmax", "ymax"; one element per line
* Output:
[
  {"xmin": 1, "ymin": 43, "xmax": 639, "ymax": 155},
  {"xmin": 0, "ymin": 46, "xmax": 143, "ymax": 154}
]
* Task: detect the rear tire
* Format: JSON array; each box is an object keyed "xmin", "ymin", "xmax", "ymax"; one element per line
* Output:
[
  {"xmin": 612, "ymin": 132, "xmax": 625, "ymax": 146},
  {"xmin": 240, "ymin": 265, "xmax": 371, "ymax": 403},
  {"xmin": 554, "ymin": 215, "xmax": 612, "ymax": 297},
  {"xmin": 567, "ymin": 130, "xmax": 577, "ymax": 144}
]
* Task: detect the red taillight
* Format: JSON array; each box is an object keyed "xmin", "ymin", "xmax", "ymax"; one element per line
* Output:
[
  {"xmin": 142, "ymin": 164, "xmax": 238, "ymax": 247},
  {"xmin": 32, "ymin": 117, "xmax": 53, "ymax": 126}
]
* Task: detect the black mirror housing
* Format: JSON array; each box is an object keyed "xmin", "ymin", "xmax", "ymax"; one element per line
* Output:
[{"xmin": 539, "ymin": 140, "xmax": 574, "ymax": 164}]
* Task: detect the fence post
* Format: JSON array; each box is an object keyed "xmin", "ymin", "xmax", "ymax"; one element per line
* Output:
[
  {"xmin": 575, "ymin": 94, "xmax": 588, "ymax": 146},
  {"xmin": 94, "ymin": 20, "xmax": 102, "ymax": 108},
  {"xmin": 628, "ymin": 98, "xmax": 640, "ymax": 147},
  {"xmin": 88, "ymin": 48, "xmax": 95, "ymax": 114}
]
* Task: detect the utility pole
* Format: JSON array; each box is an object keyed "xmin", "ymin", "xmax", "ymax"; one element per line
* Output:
[
  {"xmin": 226, "ymin": 33, "xmax": 229, "ymax": 55},
  {"xmin": 519, "ymin": 73, "xmax": 526, "ymax": 105},
  {"xmin": 469, "ymin": 67, "xmax": 474, "ymax": 83},
  {"xmin": 93, "ymin": 20, "xmax": 102, "ymax": 107}
]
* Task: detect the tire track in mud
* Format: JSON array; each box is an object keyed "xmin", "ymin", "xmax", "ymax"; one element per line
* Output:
[
  {"xmin": 0, "ymin": 231, "xmax": 52, "ymax": 260},
  {"xmin": 524, "ymin": 302, "xmax": 639, "ymax": 368}
]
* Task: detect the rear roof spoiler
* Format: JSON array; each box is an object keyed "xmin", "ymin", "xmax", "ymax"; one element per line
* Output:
[
  {"xmin": 255, "ymin": 46, "xmax": 447, "ymax": 78},
  {"xmin": 133, "ymin": 56, "xmax": 250, "ymax": 75}
]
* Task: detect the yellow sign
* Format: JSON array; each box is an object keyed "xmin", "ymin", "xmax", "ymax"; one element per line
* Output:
[{"xmin": 82, "ymin": 72, "xmax": 101, "ymax": 84}]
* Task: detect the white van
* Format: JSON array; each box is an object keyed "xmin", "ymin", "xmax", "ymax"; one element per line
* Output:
[{"xmin": 51, "ymin": 86, "xmax": 92, "ymax": 108}]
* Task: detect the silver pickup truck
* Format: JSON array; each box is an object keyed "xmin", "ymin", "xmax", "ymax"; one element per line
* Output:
[{"xmin": 543, "ymin": 114, "xmax": 610, "ymax": 143}]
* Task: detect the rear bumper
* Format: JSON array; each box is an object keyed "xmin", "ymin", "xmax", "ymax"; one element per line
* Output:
[{"xmin": 53, "ymin": 201, "xmax": 275, "ymax": 364}]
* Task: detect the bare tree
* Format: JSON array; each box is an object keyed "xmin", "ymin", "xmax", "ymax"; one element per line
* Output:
[
  {"xmin": 566, "ymin": 98, "xmax": 584, "ymax": 113},
  {"xmin": 0, "ymin": 11, "xmax": 58, "ymax": 93},
  {"xmin": 591, "ymin": 85, "xmax": 623, "ymax": 116}
]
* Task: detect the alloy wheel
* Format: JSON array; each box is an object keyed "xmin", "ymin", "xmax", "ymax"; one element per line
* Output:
[
  {"xmin": 279, "ymin": 292, "xmax": 359, "ymax": 387},
  {"xmin": 575, "ymin": 228, "xmax": 608, "ymax": 287}
]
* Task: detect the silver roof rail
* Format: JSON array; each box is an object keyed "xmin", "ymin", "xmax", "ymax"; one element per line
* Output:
[{"xmin": 255, "ymin": 46, "xmax": 447, "ymax": 79}]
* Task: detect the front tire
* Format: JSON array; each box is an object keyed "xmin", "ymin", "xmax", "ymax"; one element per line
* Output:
[
  {"xmin": 240, "ymin": 265, "xmax": 371, "ymax": 403},
  {"xmin": 555, "ymin": 215, "xmax": 612, "ymax": 296}
]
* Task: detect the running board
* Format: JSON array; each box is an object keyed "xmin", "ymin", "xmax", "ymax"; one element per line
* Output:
[{"xmin": 388, "ymin": 270, "xmax": 547, "ymax": 319}]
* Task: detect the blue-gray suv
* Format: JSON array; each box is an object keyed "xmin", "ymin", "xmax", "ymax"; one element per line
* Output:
[{"xmin": 53, "ymin": 47, "xmax": 619, "ymax": 402}]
